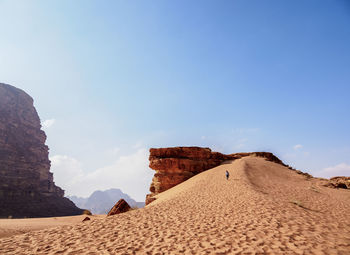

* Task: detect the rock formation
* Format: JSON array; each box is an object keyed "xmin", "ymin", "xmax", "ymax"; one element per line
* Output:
[
  {"xmin": 107, "ymin": 199, "xmax": 131, "ymax": 216},
  {"xmin": 323, "ymin": 176, "xmax": 350, "ymax": 189},
  {"xmin": 0, "ymin": 83, "xmax": 83, "ymax": 218},
  {"xmin": 146, "ymin": 147, "xmax": 287, "ymax": 205}
]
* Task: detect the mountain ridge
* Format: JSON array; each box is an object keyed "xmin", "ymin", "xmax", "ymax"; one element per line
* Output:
[{"xmin": 68, "ymin": 188, "xmax": 144, "ymax": 214}]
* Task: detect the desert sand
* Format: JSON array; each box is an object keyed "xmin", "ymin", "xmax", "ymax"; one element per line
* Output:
[
  {"xmin": 0, "ymin": 215, "xmax": 104, "ymax": 239},
  {"xmin": 0, "ymin": 156, "xmax": 349, "ymax": 254}
]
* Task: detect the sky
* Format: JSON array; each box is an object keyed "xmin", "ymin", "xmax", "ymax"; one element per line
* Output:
[{"xmin": 0, "ymin": 0, "xmax": 349, "ymax": 201}]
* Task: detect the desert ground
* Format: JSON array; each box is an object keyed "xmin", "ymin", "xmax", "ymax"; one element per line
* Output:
[
  {"xmin": 0, "ymin": 214, "xmax": 104, "ymax": 239},
  {"xmin": 0, "ymin": 156, "xmax": 349, "ymax": 254}
]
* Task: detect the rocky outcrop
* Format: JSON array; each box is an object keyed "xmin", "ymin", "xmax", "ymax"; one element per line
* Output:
[
  {"xmin": 107, "ymin": 199, "xmax": 131, "ymax": 216},
  {"xmin": 148, "ymin": 147, "xmax": 229, "ymax": 197},
  {"xmin": 0, "ymin": 83, "xmax": 83, "ymax": 218},
  {"xmin": 323, "ymin": 177, "xmax": 350, "ymax": 189},
  {"xmin": 146, "ymin": 147, "xmax": 287, "ymax": 205}
]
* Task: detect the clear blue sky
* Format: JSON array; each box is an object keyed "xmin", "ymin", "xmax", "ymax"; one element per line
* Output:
[{"xmin": 1, "ymin": 0, "xmax": 349, "ymax": 200}]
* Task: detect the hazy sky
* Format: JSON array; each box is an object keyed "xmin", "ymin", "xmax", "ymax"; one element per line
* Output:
[{"xmin": 1, "ymin": 1, "xmax": 349, "ymax": 201}]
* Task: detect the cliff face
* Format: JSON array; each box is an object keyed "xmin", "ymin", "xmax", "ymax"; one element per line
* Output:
[
  {"xmin": 146, "ymin": 147, "xmax": 286, "ymax": 205},
  {"xmin": 0, "ymin": 83, "xmax": 83, "ymax": 218}
]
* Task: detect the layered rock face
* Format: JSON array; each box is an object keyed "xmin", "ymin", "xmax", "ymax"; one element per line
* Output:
[
  {"xmin": 0, "ymin": 83, "xmax": 83, "ymax": 218},
  {"xmin": 146, "ymin": 147, "xmax": 286, "ymax": 205}
]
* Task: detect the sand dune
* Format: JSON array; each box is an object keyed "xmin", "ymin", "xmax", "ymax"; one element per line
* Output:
[{"xmin": 1, "ymin": 157, "xmax": 349, "ymax": 254}]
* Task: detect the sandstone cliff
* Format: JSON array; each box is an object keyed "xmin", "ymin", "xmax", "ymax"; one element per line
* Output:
[
  {"xmin": 146, "ymin": 147, "xmax": 287, "ymax": 204},
  {"xmin": 0, "ymin": 83, "xmax": 83, "ymax": 218}
]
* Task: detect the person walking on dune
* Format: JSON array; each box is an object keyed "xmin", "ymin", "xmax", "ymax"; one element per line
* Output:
[{"xmin": 226, "ymin": 170, "xmax": 230, "ymax": 180}]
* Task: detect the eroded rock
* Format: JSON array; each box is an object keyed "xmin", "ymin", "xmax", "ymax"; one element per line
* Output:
[
  {"xmin": 324, "ymin": 177, "xmax": 350, "ymax": 189},
  {"xmin": 107, "ymin": 199, "xmax": 131, "ymax": 216}
]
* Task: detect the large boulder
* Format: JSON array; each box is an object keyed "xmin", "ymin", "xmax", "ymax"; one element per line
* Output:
[{"xmin": 107, "ymin": 199, "xmax": 131, "ymax": 216}]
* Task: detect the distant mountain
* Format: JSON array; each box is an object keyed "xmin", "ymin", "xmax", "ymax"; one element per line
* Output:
[{"xmin": 68, "ymin": 189, "xmax": 145, "ymax": 214}]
